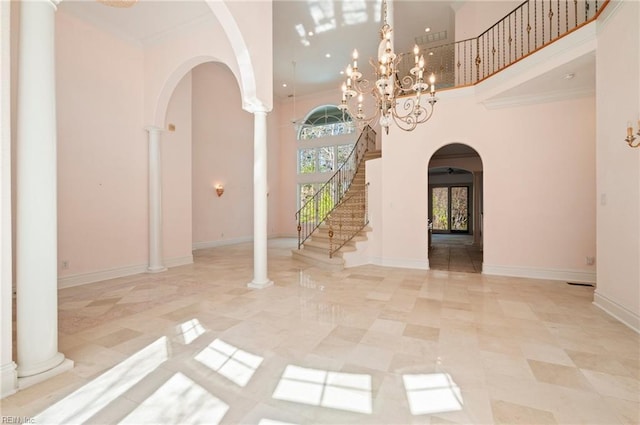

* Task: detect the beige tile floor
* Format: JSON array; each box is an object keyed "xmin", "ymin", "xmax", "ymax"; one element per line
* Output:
[
  {"xmin": 429, "ymin": 234, "xmax": 483, "ymax": 273},
  {"xmin": 2, "ymin": 239, "xmax": 638, "ymax": 424}
]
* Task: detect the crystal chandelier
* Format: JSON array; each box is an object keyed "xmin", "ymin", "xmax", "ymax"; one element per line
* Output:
[{"xmin": 339, "ymin": 0, "xmax": 437, "ymax": 134}]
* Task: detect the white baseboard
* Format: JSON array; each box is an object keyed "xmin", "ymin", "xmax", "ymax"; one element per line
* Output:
[
  {"xmin": 164, "ymin": 255, "xmax": 194, "ymax": 268},
  {"xmin": 58, "ymin": 255, "xmax": 194, "ymax": 289},
  {"xmin": 482, "ymin": 264, "xmax": 596, "ymax": 284},
  {"xmin": 0, "ymin": 361, "xmax": 17, "ymax": 399},
  {"xmin": 192, "ymin": 236, "xmax": 253, "ymax": 251},
  {"xmin": 593, "ymin": 291, "xmax": 640, "ymax": 334}
]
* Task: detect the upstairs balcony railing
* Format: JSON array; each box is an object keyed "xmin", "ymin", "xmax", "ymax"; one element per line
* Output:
[{"xmin": 398, "ymin": 0, "xmax": 608, "ymax": 89}]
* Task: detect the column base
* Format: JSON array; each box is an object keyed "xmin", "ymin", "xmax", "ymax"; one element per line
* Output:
[
  {"xmin": 247, "ymin": 279, "xmax": 273, "ymax": 289},
  {"xmin": 147, "ymin": 266, "xmax": 167, "ymax": 273},
  {"xmin": 1, "ymin": 362, "xmax": 18, "ymax": 399},
  {"xmin": 17, "ymin": 358, "xmax": 73, "ymax": 391}
]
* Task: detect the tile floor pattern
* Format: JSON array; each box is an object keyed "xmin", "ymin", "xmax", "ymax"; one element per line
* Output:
[
  {"xmin": 428, "ymin": 234, "xmax": 483, "ymax": 274},
  {"xmin": 2, "ymin": 239, "xmax": 639, "ymax": 425}
]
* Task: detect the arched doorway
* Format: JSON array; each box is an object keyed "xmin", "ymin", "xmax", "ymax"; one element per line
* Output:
[{"xmin": 428, "ymin": 144, "xmax": 483, "ymax": 273}]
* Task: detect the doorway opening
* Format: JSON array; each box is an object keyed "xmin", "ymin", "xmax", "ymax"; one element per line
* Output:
[{"xmin": 428, "ymin": 144, "xmax": 483, "ymax": 273}]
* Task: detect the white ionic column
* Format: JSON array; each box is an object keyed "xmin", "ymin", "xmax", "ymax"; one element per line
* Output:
[
  {"xmin": 248, "ymin": 110, "xmax": 273, "ymax": 289},
  {"xmin": 15, "ymin": 0, "xmax": 72, "ymax": 386},
  {"xmin": 473, "ymin": 171, "xmax": 483, "ymax": 247},
  {"xmin": 146, "ymin": 126, "xmax": 166, "ymax": 273}
]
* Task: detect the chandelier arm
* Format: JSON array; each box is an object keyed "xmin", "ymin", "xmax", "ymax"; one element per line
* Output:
[{"xmin": 339, "ymin": 0, "xmax": 437, "ymax": 133}]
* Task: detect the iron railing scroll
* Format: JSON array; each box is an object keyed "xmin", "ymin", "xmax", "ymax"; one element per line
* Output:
[
  {"xmin": 295, "ymin": 125, "xmax": 376, "ymax": 250},
  {"xmin": 397, "ymin": 0, "xmax": 607, "ymax": 89}
]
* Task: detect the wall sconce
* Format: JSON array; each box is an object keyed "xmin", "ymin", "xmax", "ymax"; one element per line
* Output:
[
  {"xmin": 215, "ymin": 184, "xmax": 224, "ymax": 197},
  {"xmin": 625, "ymin": 118, "xmax": 640, "ymax": 148}
]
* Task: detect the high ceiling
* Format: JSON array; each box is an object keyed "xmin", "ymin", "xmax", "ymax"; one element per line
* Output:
[
  {"xmin": 272, "ymin": 0, "xmax": 457, "ymax": 100},
  {"xmin": 59, "ymin": 0, "xmax": 458, "ymax": 100},
  {"xmin": 57, "ymin": 0, "xmax": 594, "ymax": 105}
]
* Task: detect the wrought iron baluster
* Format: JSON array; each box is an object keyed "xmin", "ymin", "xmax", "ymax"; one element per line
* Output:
[
  {"xmin": 557, "ymin": 0, "xmax": 560, "ymax": 39},
  {"xmin": 549, "ymin": 0, "xmax": 553, "ymax": 41},
  {"xmin": 542, "ymin": 0, "xmax": 545, "ymax": 44},
  {"xmin": 527, "ymin": 1, "xmax": 531, "ymax": 53},
  {"xmin": 585, "ymin": 0, "xmax": 589, "ymax": 22},
  {"xmin": 520, "ymin": 6, "xmax": 524, "ymax": 59},
  {"xmin": 535, "ymin": 0, "xmax": 538, "ymax": 49}
]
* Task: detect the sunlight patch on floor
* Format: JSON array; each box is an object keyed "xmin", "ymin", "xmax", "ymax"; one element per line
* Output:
[
  {"xmin": 120, "ymin": 372, "xmax": 229, "ymax": 424},
  {"xmin": 272, "ymin": 365, "xmax": 372, "ymax": 414},
  {"xmin": 34, "ymin": 337, "xmax": 169, "ymax": 424},
  {"xmin": 195, "ymin": 338, "xmax": 263, "ymax": 387},
  {"xmin": 177, "ymin": 318, "xmax": 206, "ymax": 344},
  {"xmin": 403, "ymin": 372, "xmax": 463, "ymax": 415}
]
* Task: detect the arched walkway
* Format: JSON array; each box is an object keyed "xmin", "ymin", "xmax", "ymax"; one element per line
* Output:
[{"xmin": 427, "ymin": 144, "xmax": 483, "ymax": 272}]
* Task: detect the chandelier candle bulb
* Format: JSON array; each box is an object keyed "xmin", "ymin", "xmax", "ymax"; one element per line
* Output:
[
  {"xmin": 628, "ymin": 122, "xmax": 633, "ymax": 138},
  {"xmin": 338, "ymin": 0, "xmax": 437, "ymax": 133}
]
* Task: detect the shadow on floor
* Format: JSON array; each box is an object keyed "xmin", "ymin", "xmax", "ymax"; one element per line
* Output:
[{"xmin": 428, "ymin": 233, "xmax": 483, "ymax": 273}]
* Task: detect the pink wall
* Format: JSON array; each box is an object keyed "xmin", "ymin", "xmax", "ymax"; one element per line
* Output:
[
  {"xmin": 144, "ymin": 1, "xmax": 273, "ymax": 128},
  {"xmin": 162, "ymin": 72, "xmax": 193, "ymax": 262},
  {"xmin": 595, "ymin": 1, "xmax": 640, "ymax": 331},
  {"xmin": 55, "ymin": 11, "xmax": 147, "ymax": 277},
  {"xmin": 191, "ymin": 62, "xmax": 254, "ymax": 247},
  {"xmin": 367, "ymin": 92, "xmax": 596, "ymax": 276}
]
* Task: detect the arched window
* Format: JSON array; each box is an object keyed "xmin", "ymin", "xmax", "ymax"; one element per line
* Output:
[
  {"xmin": 297, "ymin": 105, "xmax": 355, "ymax": 140},
  {"xmin": 296, "ymin": 105, "xmax": 356, "ymax": 211}
]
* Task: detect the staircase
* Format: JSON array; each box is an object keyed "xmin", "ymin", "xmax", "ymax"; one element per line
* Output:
[{"xmin": 292, "ymin": 150, "xmax": 381, "ymax": 271}]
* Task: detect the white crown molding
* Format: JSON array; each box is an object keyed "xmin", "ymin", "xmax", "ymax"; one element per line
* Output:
[
  {"xmin": 593, "ymin": 291, "xmax": 640, "ymax": 334},
  {"xmin": 482, "ymin": 263, "xmax": 596, "ymax": 284},
  {"xmin": 58, "ymin": 255, "xmax": 193, "ymax": 289},
  {"xmin": 596, "ymin": 0, "xmax": 624, "ymax": 28},
  {"xmin": 482, "ymin": 87, "xmax": 595, "ymax": 109}
]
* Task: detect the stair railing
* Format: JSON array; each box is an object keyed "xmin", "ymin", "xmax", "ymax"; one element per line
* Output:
[
  {"xmin": 295, "ymin": 125, "xmax": 376, "ymax": 249},
  {"xmin": 328, "ymin": 182, "xmax": 369, "ymax": 258},
  {"xmin": 397, "ymin": 0, "xmax": 608, "ymax": 90}
]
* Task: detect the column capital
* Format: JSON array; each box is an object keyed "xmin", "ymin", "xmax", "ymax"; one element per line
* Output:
[{"xmin": 244, "ymin": 99, "xmax": 270, "ymax": 115}]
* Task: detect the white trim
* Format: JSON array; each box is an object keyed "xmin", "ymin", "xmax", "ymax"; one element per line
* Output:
[
  {"xmin": 58, "ymin": 255, "xmax": 194, "ymax": 289},
  {"xmin": 371, "ymin": 256, "xmax": 430, "ymax": 270},
  {"xmin": 165, "ymin": 255, "xmax": 194, "ymax": 268},
  {"xmin": 17, "ymin": 358, "xmax": 74, "ymax": 391},
  {"xmin": 192, "ymin": 236, "xmax": 253, "ymax": 251},
  {"xmin": 593, "ymin": 291, "xmax": 640, "ymax": 334},
  {"xmin": 482, "ymin": 264, "xmax": 596, "ymax": 284},
  {"xmin": 482, "ymin": 87, "xmax": 595, "ymax": 109},
  {"xmin": 596, "ymin": 0, "xmax": 623, "ymax": 28},
  {"xmin": 0, "ymin": 361, "xmax": 17, "ymax": 399}
]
